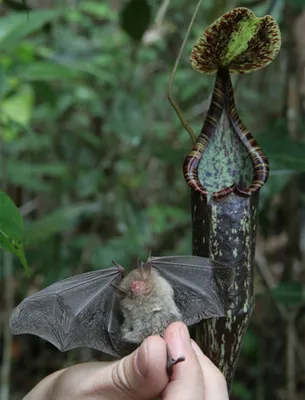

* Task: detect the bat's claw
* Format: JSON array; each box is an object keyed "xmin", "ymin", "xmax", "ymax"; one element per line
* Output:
[{"xmin": 166, "ymin": 344, "xmax": 185, "ymax": 377}]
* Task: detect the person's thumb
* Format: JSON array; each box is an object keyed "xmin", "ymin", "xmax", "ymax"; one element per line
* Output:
[{"xmin": 103, "ymin": 335, "xmax": 169, "ymax": 399}]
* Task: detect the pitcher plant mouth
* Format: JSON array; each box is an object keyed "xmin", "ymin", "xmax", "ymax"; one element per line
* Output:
[{"xmin": 183, "ymin": 67, "xmax": 269, "ymax": 200}]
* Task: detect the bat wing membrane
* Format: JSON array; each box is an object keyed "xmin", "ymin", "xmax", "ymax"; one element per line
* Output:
[
  {"xmin": 10, "ymin": 267, "xmax": 124, "ymax": 357},
  {"xmin": 150, "ymin": 256, "xmax": 234, "ymax": 326}
]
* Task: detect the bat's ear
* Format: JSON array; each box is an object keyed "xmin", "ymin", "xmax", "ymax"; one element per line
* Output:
[{"xmin": 140, "ymin": 263, "xmax": 152, "ymax": 280}]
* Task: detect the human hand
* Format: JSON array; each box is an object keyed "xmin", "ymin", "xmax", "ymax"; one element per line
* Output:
[{"xmin": 24, "ymin": 322, "xmax": 229, "ymax": 400}]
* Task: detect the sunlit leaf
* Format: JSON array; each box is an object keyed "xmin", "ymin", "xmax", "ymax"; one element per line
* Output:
[{"xmin": 1, "ymin": 84, "xmax": 34, "ymax": 140}]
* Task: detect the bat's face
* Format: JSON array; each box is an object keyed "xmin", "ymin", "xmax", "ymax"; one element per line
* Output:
[{"xmin": 117, "ymin": 263, "xmax": 156, "ymax": 300}]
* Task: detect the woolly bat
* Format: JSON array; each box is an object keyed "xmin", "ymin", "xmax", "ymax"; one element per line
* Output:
[{"xmin": 10, "ymin": 255, "xmax": 233, "ymax": 375}]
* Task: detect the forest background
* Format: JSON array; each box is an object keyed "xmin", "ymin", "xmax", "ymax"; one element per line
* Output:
[{"xmin": 1, "ymin": 0, "xmax": 305, "ymax": 399}]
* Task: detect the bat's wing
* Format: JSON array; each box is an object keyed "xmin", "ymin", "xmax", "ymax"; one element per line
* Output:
[
  {"xmin": 149, "ymin": 256, "xmax": 234, "ymax": 325},
  {"xmin": 10, "ymin": 267, "xmax": 124, "ymax": 357}
]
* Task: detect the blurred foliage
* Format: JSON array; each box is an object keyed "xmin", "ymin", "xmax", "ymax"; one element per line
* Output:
[
  {"xmin": 272, "ymin": 281, "xmax": 305, "ymax": 306},
  {"xmin": 0, "ymin": 0, "xmax": 305, "ymax": 399}
]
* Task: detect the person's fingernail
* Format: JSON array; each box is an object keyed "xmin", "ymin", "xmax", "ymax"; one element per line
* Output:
[
  {"xmin": 136, "ymin": 339, "xmax": 148, "ymax": 377},
  {"xmin": 179, "ymin": 324, "xmax": 191, "ymax": 345}
]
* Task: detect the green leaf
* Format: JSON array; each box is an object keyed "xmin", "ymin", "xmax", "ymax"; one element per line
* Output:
[
  {"xmin": 120, "ymin": 0, "xmax": 151, "ymax": 41},
  {"xmin": 80, "ymin": 1, "xmax": 117, "ymax": 20},
  {"xmin": 12, "ymin": 62, "xmax": 82, "ymax": 81},
  {"xmin": 0, "ymin": 10, "xmax": 63, "ymax": 51},
  {"xmin": 26, "ymin": 203, "xmax": 100, "ymax": 245},
  {"xmin": 6, "ymin": 133, "xmax": 52, "ymax": 154},
  {"xmin": 272, "ymin": 281, "xmax": 305, "ymax": 306},
  {"xmin": 288, "ymin": 0, "xmax": 305, "ymax": 8},
  {"xmin": 1, "ymin": 84, "xmax": 34, "ymax": 140},
  {"xmin": 0, "ymin": 65, "xmax": 9, "ymax": 98},
  {"xmin": 241, "ymin": 329, "xmax": 259, "ymax": 359},
  {"xmin": 258, "ymin": 134, "xmax": 305, "ymax": 172},
  {"xmin": 145, "ymin": 206, "xmax": 189, "ymax": 234},
  {"xmin": 2, "ymin": 161, "xmax": 69, "ymax": 192},
  {"xmin": 0, "ymin": 191, "xmax": 24, "ymax": 244},
  {"xmin": 2, "ymin": 85, "xmax": 33, "ymax": 125},
  {"xmin": 231, "ymin": 382, "xmax": 252, "ymax": 400},
  {"xmin": 0, "ymin": 190, "xmax": 30, "ymax": 274},
  {"xmin": 260, "ymin": 172, "xmax": 292, "ymax": 208}
]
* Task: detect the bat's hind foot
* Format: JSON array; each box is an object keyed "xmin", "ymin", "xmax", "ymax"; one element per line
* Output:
[{"xmin": 166, "ymin": 344, "xmax": 185, "ymax": 377}]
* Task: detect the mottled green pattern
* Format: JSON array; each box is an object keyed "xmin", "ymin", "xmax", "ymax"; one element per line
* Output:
[
  {"xmin": 222, "ymin": 18, "xmax": 259, "ymax": 66},
  {"xmin": 197, "ymin": 110, "xmax": 253, "ymax": 193}
]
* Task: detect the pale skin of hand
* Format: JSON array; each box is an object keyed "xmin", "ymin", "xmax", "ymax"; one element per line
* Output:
[{"xmin": 24, "ymin": 322, "xmax": 229, "ymax": 400}]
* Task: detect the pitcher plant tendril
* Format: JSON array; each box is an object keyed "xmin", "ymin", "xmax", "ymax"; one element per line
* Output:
[{"xmin": 171, "ymin": 6, "xmax": 281, "ymax": 387}]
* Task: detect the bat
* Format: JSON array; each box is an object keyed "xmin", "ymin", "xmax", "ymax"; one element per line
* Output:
[{"xmin": 10, "ymin": 255, "xmax": 234, "ymax": 375}]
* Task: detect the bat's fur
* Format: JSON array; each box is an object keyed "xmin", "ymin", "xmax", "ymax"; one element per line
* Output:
[{"xmin": 118, "ymin": 263, "xmax": 182, "ymax": 343}]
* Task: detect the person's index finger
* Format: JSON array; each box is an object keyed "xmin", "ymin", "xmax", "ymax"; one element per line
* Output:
[
  {"xmin": 161, "ymin": 322, "xmax": 204, "ymax": 400},
  {"xmin": 191, "ymin": 340, "xmax": 229, "ymax": 400}
]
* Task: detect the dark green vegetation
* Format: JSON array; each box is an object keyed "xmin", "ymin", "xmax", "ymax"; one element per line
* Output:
[{"xmin": 1, "ymin": 1, "xmax": 305, "ymax": 399}]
